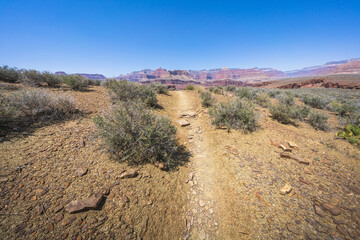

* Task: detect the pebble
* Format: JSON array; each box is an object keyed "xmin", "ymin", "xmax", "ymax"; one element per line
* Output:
[
  {"xmin": 55, "ymin": 213, "xmax": 64, "ymax": 222},
  {"xmin": 280, "ymin": 183, "xmax": 292, "ymax": 195},
  {"xmin": 199, "ymin": 200, "xmax": 205, "ymax": 207},
  {"xmin": 314, "ymin": 205, "xmax": 326, "ymax": 217},
  {"xmin": 322, "ymin": 203, "xmax": 341, "ymax": 216},
  {"xmin": 75, "ymin": 168, "xmax": 88, "ymax": 177}
]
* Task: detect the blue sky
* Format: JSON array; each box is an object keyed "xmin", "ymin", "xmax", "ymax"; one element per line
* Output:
[{"xmin": 0, "ymin": 0, "xmax": 359, "ymax": 77}]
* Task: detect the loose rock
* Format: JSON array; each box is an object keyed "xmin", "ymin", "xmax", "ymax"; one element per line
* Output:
[
  {"xmin": 177, "ymin": 119, "xmax": 190, "ymax": 127},
  {"xmin": 75, "ymin": 168, "xmax": 88, "ymax": 177},
  {"xmin": 65, "ymin": 193, "xmax": 104, "ymax": 213},
  {"xmin": 322, "ymin": 203, "xmax": 341, "ymax": 216},
  {"xmin": 280, "ymin": 183, "xmax": 292, "ymax": 195},
  {"xmin": 119, "ymin": 170, "xmax": 138, "ymax": 179}
]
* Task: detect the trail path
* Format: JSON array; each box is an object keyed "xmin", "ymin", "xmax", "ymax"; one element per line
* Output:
[{"xmin": 173, "ymin": 91, "xmax": 256, "ymax": 239}]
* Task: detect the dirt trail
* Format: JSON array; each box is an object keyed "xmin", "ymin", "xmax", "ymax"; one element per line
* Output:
[{"xmin": 172, "ymin": 91, "xmax": 256, "ymax": 239}]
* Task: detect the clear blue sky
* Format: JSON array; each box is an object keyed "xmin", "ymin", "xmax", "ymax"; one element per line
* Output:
[{"xmin": 0, "ymin": 0, "xmax": 359, "ymax": 77}]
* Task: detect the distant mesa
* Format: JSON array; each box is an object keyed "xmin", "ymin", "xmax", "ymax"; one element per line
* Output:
[{"xmin": 55, "ymin": 72, "xmax": 107, "ymax": 80}]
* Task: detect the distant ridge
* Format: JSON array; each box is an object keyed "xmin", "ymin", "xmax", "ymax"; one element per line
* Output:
[{"xmin": 55, "ymin": 71, "xmax": 107, "ymax": 80}]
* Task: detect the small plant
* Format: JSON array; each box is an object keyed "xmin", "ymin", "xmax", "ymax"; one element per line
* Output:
[
  {"xmin": 0, "ymin": 91, "xmax": 15, "ymax": 127},
  {"xmin": 0, "ymin": 65, "xmax": 20, "ymax": 83},
  {"xmin": 149, "ymin": 82, "xmax": 169, "ymax": 94},
  {"xmin": 184, "ymin": 84, "xmax": 195, "ymax": 90},
  {"xmin": 270, "ymin": 104, "xmax": 293, "ymax": 124},
  {"xmin": 254, "ymin": 93, "xmax": 270, "ymax": 108},
  {"xmin": 291, "ymin": 105, "xmax": 311, "ymax": 121},
  {"xmin": 224, "ymin": 85, "xmax": 236, "ymax": 92},
  {"xmin": 88, "ymin": 79, "xmax": 102, "ymax": 86},
  {"xmin": 277, "ymin": 92, "xmax": 295, "ymax": 106},
  {"xmin": 199, "ymin": 91, "xmax": 215, "ymax": 108},
  {"xmin": 302, "ymin": 95, "xmax": 329, "ymax": 109},
  {"xmin": 210, "ymin": 86, "xmax": 223, "ymax": 94},
  {"xmin": 107, "ymin": 80, "xmax": 157, "ymax": 107},
  {"xmin": 61, "ymin": 75, "xmax": 89, "ymax": 91},
  {"xmin": 93, "ymin": 101, "xmax": 180, "ymax": 167},
  {"xmin": 308, "ymin": 111, "xmax": 329, "ymax": 131},
  {"xmin": 236, "ymin": 87, "xmax": 254, "ymax": 100},
  {"xmin": 209, "ymin": 99, "xmax": 258, "ymax": 132},
  {"xmin": 42, "ymin": 71, "xmax": 62, "ymax": 87},
  {"xmin": 337, "ymin": 124, "xmax": 360, "ymax": 145}
]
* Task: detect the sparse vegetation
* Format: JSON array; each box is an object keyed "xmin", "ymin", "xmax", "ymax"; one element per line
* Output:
[
  {"xmin": 337, "ymin": 124, "xmax": 360, "ymax": 145},
  {"xmin": 254, "ymin": 93, "xmax": 270, "ymax": 108},
  {"xmin": 42, "ymin": 71, "xmax": 62, "ymax": 87},
  {"xmin": 308, "ymin": 111, "xmax": 329, "ymax": 131},
  {"xmin": 301, "ymin": 94, "xmax": 329, "ymax": 109},
  {"xmin": 209, "ymin": 86, "xmax": 223, "ymax": 94},
  {"xmin": 0, "ymin": 65, "xmax": 20, "ymax": 83},
  {"xmin": 184, "ymin": 84, "xmax": 195, "ymax": 90},
  {"xmin": 270, "ymin": 104, "xmax": 311, "ymax": 124},
  {"xmin": 149, "ymin": 82, "xmax": 169, "ymax": 94},
  {"xmin": 61, "ymin": 75, "xmax": 89, "ymax": 91},
  {"xmin": 199, "ymin": 91, "xmax": 215, "ymax": 108},
  {"xmin": 0, "ymin": 88, "xmax": 77, "ymax": 128},
  {"xmin": 88, "ymin": 79, "xmax": 102, "ymax": 86},
  {"xmin": 106, "ymin": 80, "xmax": 157, "ymax": 107},
  {"xmin": 93, "ymin": 101, "xmax": 180, "ymax": 167},
  {"xmin": 209, "ymin": 99, "xmax": 258, "ymax": 132}
]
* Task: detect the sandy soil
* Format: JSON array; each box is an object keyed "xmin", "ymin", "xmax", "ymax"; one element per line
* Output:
[{"xmin": 1, "ymin": 86, "xmax": 360, "ymax": 239}]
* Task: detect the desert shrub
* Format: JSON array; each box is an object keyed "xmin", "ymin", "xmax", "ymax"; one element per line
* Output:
[
  {"xmin": 0, "ymin": 91, "xmax": 16, "ymax": 126},
  {"xmin": 236, "ymin": 87, "xmax": 255, "ymax": 100},
  {"xmin": 270, "ymin": 104, "xmax": 292, "ymax": 124},
  {"xmin": 224, "ymin": 85, "xmax": 236, "ymax": 92},
  {"xmin": 62, "ymin": 75, "xmax": 89, "ymax": 91},
  {"xmin": 42, "ymin": 71, "xmax": 62, "ymax": 87},
  {"xmin": 149, "ymin": 82, "xmax": 169, "ymax": 94},
  {"xmin": 308, "ymin": 111, "xmax": 329, "ymax": 131},
  {"xmin": 93, "ymin": 101, "xmax": 179, "ymax": 167},
  {"xmin": 291, "ymin": 105, "xmax": 311, "ymax": 121},
  {"xmin": 254, "ymin": 93, "xmax": 270, "ymax": 108},
  {"xmin": 209, "ymin": 86, "xmax": 223, "ymax": 94},
  {"xmin": 88, "ymin": 79, "xmax": 101, "ymax": 86},
  {"xmin": 199, "ymin": 91, "xmax": 215, "ymax": 108},
  {"xmin": 277, "ymin": 92, "xmax": 295, "ymax": 106},
  {"xmin": 268, "ymin": 90, "xmax": 282, "ymax": 98},
  {"xmin": 20, "ymin": 69, "xmax": 45, "ymax": 86},
  {"xmin": 209, "ymin": 99, "xmax": 258, "ymax": 132},
  {"xmin": 184, "ymin": 84, "xmax": 195, "ymax": 90},
  {"xmin": 302, "ymin": 95, "xmax": 328, "ymax": 109},
  {"xmin": 0, "ymin": 66, "xmax": 20, "ymax": 83},
  {"xmin": 102, "ymin": 78, "xmax": 117, "ymax": 87},
  {"xmin": 107, "ymin": 80, "xmax": 157, "ymax": 107},
  {"xmin": 12, "ymin": 88, "xmax": 77, "ymax": 120}
]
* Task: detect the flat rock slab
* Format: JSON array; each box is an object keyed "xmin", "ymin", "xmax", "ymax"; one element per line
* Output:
[
  {"xmin": 65, "ymin": 193, "xmax": 103, "ymax": 214},
  {"xmin": 75, "ymin": 168, "xmax": 88, "ymax": 177},
  {"xmin": 180, "ymin": 111, "xmax": 197, "ymax": 118},
  {"xmin": 322, "ymin": 203, "xmax": 341, "ymax": 216},
  {"xmin": 119, "ymin": 170, "xmax": 138, "ymax": 179},
  {"xmin": 177, "ymin": 119, "xmax": 190, "ymax": 127},
  {"xmin": 288, "ymin": 141, "xmax": 299, "ymax": 148}
]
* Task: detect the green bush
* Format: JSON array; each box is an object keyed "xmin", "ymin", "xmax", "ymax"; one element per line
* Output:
[
  {"xmin": 270, "ymin": 104, "xmax": 293, "ymax": 124},
  {"xmin": 88, "ymin": 79, "xmax": 101, "ymax": 86},
  {"xmin": 210, "ymin": 86, "xmax": 223, "ymax": 94},
  {"xmin": 62, "ymin": 75, "xmax": 89, "ymax": 91},
  {"xmin": 199, "ymin": 91, "xmax": 215, "ymax": 108},
  {"xmin": 277, "ymin": 92, "xmax": 295, "ymax": 106},
  {"xmin": 268, "ymin": 89, "xmax": 281, "ymax": 98},
  {"xmin": 254, "ymin": 93, "xmax": 270, "ymax": 108},
  {"xmin": 101, "ymin": 78, "xmax": 117, "ymax": 87},
  {"xmin": 42, "ymin": 71, "xmax": 62, "ymax": 87},
  {"xmin": 93, "ymin": 101, "xmax": 179, "ymax": 167},
  {"xmin": 149, "ymin": 82, "xmax": 169, "ymax": 94},
  {"xmin": 224, "ymin": 85, "xmax": 236, "ymax": 92},
  {"xmin": 337, "ymin": 124, "xmax": 360, "ymax": 145},
  {"xmin": 1, "ymin": 89, "xmax": 77, "ymax": 128},
  {"xmin": 209, "ymin": 99, "xmax": 258, "ymax": 132},
  {"xmin": 107, "ymin": 80, "xmax": 157, "ymax": 107},
  {"xmin": 184, "ymin": 84, "xmax": 195, "ymax": 90},
  {"xmin": 308, "ymin": 111, "xmax": 329, "ymax": 131},
  {"xmin": 302, "ymin": 95, "xmax": 329, "ymax": 109},
  {"xmin": 236, "ymin": 87, "xmax": 255, "ymax": 100},
  {"xmin": 291, "ymin": 105, "xmax": 311, "ymax": 121},
  {"xmin": 20, "ymin": 69, "xmax": 45, "ymax": 86},
  {"xmin": 0, "ymin": 66, "xmax": 20, "ymax": 83}
]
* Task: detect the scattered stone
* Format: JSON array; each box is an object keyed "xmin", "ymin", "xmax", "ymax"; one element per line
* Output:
[
  {"xmin": 177, "ymin": 119, "xmax": 190, "ymax": 127},
  {"xmin": 209, "ymin": 208, "xmax": 214, "ymax": 214},
  {"xmin": 347, "ymin": 185, "xmax": 360, "ymax": 194},
  {"xmin": 180, "ymin": 111, "xmax": 196, "ymax": 118},
  {"xmin": 188, "ymin": 181, "xmax": 194, "ymax": 187},
  {"xmin": 280, "ymin": 152, "xmax": 291, "ymax": 158},
  {"xmin": 270, "ymin": 139, "xmax": 281, "ymax": 148},
  {"xmin": 322, "ymin": 203, "xmax": 341, "ymax": 216},
  {"xmin": 154, "ymin": 162, "xmax": 168, "ymax": 171},
  {"xmin": 0, "ymin": 177, "xmax": 9, "ymax": 183},
  {"xmin": 314, "ymin": 205, "xmax": 326, "ymax": 217},
  {"xmin": 75, "ymin": 168, "xmax": 88, "ymax": 177},
  {"xmin": 54, "ymin": 205, "xmax": 63, "ymax": 213},
  {"xmin": 63, "ymin": 182, "xmax": 71, "ymax": 188},
  {"xmin": 199, "ymin": 200, "xmax": 205, "ymax": 207},
  {"xmin": 199, "ymin": 230, "xmax": 206, "ymax": 240},
  {"xmin": 299, "ymin": 177, "xmax": 311, "ymax": 185},
  {"xmin": 35, "ymin": 188, "xmax": 46, "ymax": 196},
  {"xmin": 280, "ymin": 183, "xmax": 292, "ymax": 195},
  {"xmin": 119, "ymin": 170, "xmax": 138, "ymax": 179},
  {"xmin": 280, "ymin": 144, "xmax": 292, "ymax": 152},
  {"xmin": 333, "ymin": 219, "xmax": 345, "ymax": 225},
  {"xmin": 304, "ymin": 167, "xmax": 312, "ymax": 175},
  {"xmin": 291, "ymin": 156, "xmax": 310, "ymax": 165},
  {"xmin": 337, "ymin": 225, "xmax": 347, "ymax": 236},
  {"xmin": 36, "ymin": 205, "xmax": 45, "ymax": 215},
  {"xmin": 287, "ymin": 223, "xmax": 300, "ymax": 235},
  {"xmin": 320, "ymin": 159, "xmax": 331, "ymax": 165},
  {"xmin": 288, "ymin": 141, "xmax": 299, "ymax": 149},
  {"xmin": 55, "ymin": 213, "xmax": 64, "ymax": 222},
  {"xmin": 65, "ymin": 193, "xmax": 104, "ymax": 213}
]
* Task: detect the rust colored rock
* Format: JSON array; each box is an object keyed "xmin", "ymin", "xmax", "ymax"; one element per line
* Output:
[
  {"xmin": 54, "ymin": 205, "xmax": 63, "ymax": 213},
  {"xmin": 322, "ymin": 203, "xmax": 341, "ymax": 216},
  {"xmin": 75, "ymin": 168, "xmax": 88, "ymax": 177},
  {"xmin": 299, "ymin": 177, "xmax": 311, "ymax": 185},
  {"xmin": 65, "ymin": 193, "xmax": 103, "ymax": 214},
  {"xmin": 119, "ymin": 170, "xmax": 138, "ymax": 179},
  {"xmin": 54, "ymin": 213, "xmax": 64, "ymax": 222},
  {"xmin": 314, "ymin": 205, "xmax": 326, "ymax": 217},
  {"xmin": 155, "ymin": 162, "xmax": 168, "ymax": 171},
  {"xmin": 177, "ymin": 119, "xmax": 190, "ymax": 127},
  {"xmin": 337, "ymin": 225, "xmax": 348, "ymax": 236},
  {"xmin": 280, "ymin": 152, "xmax": 291, "ymax": 158}
]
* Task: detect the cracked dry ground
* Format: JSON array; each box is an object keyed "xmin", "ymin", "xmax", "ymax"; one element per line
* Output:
[{"xmin": 1, "ymin": 87, "xmax": 360, "ymax": 239}]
